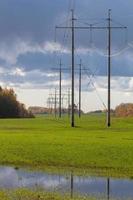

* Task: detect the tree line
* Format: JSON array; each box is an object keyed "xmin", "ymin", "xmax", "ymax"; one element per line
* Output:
[
  {"xmin": 0, "ymin": 87, "xmax": 34, "ymax": 118},
  {"xmin": 115, "ymin": 103, "xmax": 133, "ymax": 117}
]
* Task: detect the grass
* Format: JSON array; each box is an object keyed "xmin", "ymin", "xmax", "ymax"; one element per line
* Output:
[
  {"xmin": 0, "ymin": 114, "xmax": 133, "ymax": 176},
  {"xmin": 0, "ymin": 189, "xmax": 96, "ymax": 200}
]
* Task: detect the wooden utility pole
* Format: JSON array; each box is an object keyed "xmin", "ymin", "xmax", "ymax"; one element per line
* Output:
[
  {"xmin": 107, "ymin": 9, "xmax": 111, "ymax": 127},
  {"xmin": 71, "ymin": 9, "xmax": 75, "ymax": 127},
  {"xmin": 56, "ymin": 9, "xmax": 75, "ymax": 127}
]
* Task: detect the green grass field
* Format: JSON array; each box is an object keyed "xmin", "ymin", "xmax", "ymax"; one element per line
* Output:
[
  {"xmin": 0, "ymin": 189, "xmax": 96, "ymax": 200},
  {"xmin": 0, "ymin": 114, "xmax": 133, "ymax": 177}
]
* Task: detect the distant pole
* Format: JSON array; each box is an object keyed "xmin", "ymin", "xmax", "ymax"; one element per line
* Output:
[
  {"xmin": 79, "ymin": 59, "xmax": 82, "ymax": 118},
  {"xmin": 68, "ymin": 88, "xmax": 71, "ymax": 117},
  {"xmin": 71, "ymin": 9, "xmax": 75, "ymax": 127},
  {"xmin": 107, "ymin": 9, "xmax": 111, "ymax": 127},
  {"xmin": 49, "ymin": 96, "xmax": 53, "ymax": 114},
  {"xmin": 59, "ymin": 59, "xmax": 62, "ymax": 118},
  {"xmin": 62, "ymin": 96, "xmax": 64, "ymax": 112},
  {"xmin": 55, "ymin": 88, "xmax": 57, "ymax": 118},
  {"xmin": 51, "ymin": 99, "xmax": 53, "ymax": 114},
  {"xmin": 48, "ymin": 98, "xmax": 51, "ymax": 115},
  {"xmin": 50, "ymin": 98, "xmax": 52, "ymax": 114}
]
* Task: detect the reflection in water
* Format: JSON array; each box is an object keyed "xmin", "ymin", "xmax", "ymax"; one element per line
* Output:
[
  {"xmin": 70, "ymin": 174, "xmax": 111, "ymax": 200},
  {"xmin": 107, "ymin": 178, "xmax": 110, "ymax": 200},
  {"xmin": 70, "ymin": 173, "xmax": 73, "ymax": 198},
  {"xmin": 0, "ymin": 166, "xmax": 132, "ymax": 199}
]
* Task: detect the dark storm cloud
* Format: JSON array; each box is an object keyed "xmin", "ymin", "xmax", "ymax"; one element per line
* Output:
[
  {"xmin": 0, "ymin": 0, "xmax": 133, "ymax": 90},
  {"xmin": 0, "ymin": 0, "xmax": 132, "ymax": 44},
  {"xmin": 0, "ymin": 0, "xmax": 69, "ymax": 42},
  {"xmin": 17, "ymin": 51, "xmax": 72, "ymax": 72}
]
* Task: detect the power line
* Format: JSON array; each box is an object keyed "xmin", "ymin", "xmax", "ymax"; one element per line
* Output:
[
  {"xmin": 56, "ymin": 9, "xmax": 75, "ymax": 127},
  {"xmin": 55, "ymin": 88, "xmax": 57, "ymax": 117},
  {"xmin": 82, "ymin": 64, "xmax": 107, "ymax": 110},
  {"xmin": 56, "ymin": 9, "xmax": 127, "ymax": 127},
  {"xmin": 52, "ymin": 58, "xmax": 86, "ymax": 119},
  {"xmin": 47, "ymin": 90, "xmax": 68, "ymax": 117},
  {"xmin": 52, "ymin": 59, "xmax": 71, "ymax": 118}
]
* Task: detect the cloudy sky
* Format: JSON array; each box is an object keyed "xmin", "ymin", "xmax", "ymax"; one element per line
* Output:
[{"xmin": 1, "ymin": 0, "xmax": 133, "ymax": 112}]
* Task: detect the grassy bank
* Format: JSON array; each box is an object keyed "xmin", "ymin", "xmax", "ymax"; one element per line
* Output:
[{"xmin": 0, "ymin": 115, "xmax": 133, "ymax": 176}]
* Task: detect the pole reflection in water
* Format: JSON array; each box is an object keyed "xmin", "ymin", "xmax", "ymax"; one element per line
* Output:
[
  {"xmin": 70, "ymin": 172, "xmax": 74, "ymax": 198},
  {"xmin": 70, "ymin": 173, "xmax": 111, "ymax": 199},
  {"xmin": 107, "ymin": 178, "xmax": 110, "ymax": 200}
]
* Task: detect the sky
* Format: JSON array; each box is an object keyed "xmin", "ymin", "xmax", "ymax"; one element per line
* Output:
[{"xmin": 1, "ymin": 0, "xmax": 133, "ymax": 112}]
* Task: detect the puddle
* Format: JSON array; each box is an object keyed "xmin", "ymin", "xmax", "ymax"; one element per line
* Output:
[{"xmin": 0, "ymin": 166, "xmax": 133, "ymax": 199}]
